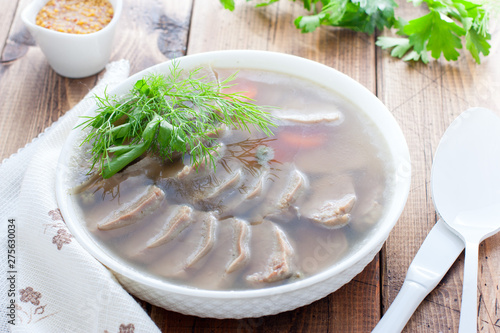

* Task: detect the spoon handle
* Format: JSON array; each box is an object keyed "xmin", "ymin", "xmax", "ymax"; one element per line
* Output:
[
  {"xmin": 458, "ymin": 241, "xmax": 480, "ymax": 333},
  {"xmin": 372, "ymin": 220, "xmax": 464, "ymax": 333}
]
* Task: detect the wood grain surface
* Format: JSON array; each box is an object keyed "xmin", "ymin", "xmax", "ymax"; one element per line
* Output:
[{"xmin": 1, "ymin": 1, "xmax": 499, "ymax": 332}]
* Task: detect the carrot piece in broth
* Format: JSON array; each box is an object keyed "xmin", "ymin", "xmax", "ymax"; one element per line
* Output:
[{"xmin": 280, "ymin": 130, "xmax": 327, "ymax": 149}]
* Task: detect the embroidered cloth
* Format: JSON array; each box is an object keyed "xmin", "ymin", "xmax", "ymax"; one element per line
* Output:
[{"xmin": 0, "ymin": 60, "xmax": 161, "ymax": 333}]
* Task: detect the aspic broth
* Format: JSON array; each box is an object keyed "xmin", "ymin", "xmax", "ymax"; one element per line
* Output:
[{"xmin": 71, "ymin": 68, "xmax": 393, "ymax": 290}]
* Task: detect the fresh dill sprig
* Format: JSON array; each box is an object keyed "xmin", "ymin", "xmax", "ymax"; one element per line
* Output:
[{"xmin": 78, "ymin": 61, "xmax": 276, "ymax": 179}]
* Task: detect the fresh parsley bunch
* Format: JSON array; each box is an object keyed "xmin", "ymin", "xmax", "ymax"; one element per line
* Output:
[
  {"xmin": 220, "ymin": 0, "xmax": 493, "ymax": 64},
  {"xmin": 377, "ymin": 0, "xmax": 491, "ymax": 63}
]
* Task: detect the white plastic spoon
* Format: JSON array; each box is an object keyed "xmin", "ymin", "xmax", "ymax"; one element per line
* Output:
[
  {"xmin": 371, "ymin": 220, "xmax": 463, "ymax": 333},
  {"xmin": 431, "ymin": 107, "xmax": 500, "ymax": 333}
]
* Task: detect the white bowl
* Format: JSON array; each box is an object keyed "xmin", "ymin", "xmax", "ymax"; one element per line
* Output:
[
  {"xmin": 22, "ymin": 0, "xmax": 122, "ymax": 78},
  {"xmin": 56, "ymin": 50, "xmax": 411, "ymax": 318}
]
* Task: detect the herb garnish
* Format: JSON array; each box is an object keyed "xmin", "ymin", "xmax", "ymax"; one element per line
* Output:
[
  {"xmin": 376, "ymin": 0, "xmax": 491, "ymax": 64},
  {"xmin": 220, "ymin": 0, "xmax": 495, "ymax": 64},
  {"xmin": 78, "ymin": 62, "xmax": 276, "ymax": 179}
]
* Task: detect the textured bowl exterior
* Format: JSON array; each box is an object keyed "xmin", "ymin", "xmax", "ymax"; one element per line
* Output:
[
  {"xmin": 114, "ymin": 240, "xmax": 383, "ymax": 319},
  {"xmin": 56, "ymin": 50, "xmax": 411, "ymax": 319}
]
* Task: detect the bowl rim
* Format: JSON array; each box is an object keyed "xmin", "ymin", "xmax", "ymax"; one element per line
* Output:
[
  {"xmin": 21, "ymin": 0, "xmax": 123, "ymax": 39},
  {"xmin": 56, "ymin": 50, "xmax": 411, "ymax": 300}
]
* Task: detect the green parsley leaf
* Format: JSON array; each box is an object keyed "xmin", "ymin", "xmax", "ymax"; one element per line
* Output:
[
  {"xmin": 336, "ymin": 0, "xmax": 396, "ymax": 34},
  {"xmin": 221, "ymin": 0, "xmax": 494, "ymax": 64},
  {"xmin": 376, "ymin": 37, "xmax": 412, "ymax": 58},
  {"xmin": 294, "ymin": 0, "xmax": 347, "ymax": 33},
  {"xmin": 219, "ymin": 0, "xmax": 235, "ymax": 11},
  {"xmin": 294, "ymin": 13, "xmax": 325, "ymax": 33},
  {"xmin": 255, "ymin": 0, "xmax": 280, "ymax": 8},
  {"xmin": 405, "ymin": 11, "xmax": 465, "ymax": 61},
  {"xmin": 465, "ymin": 29, "xmax": 491, "ymax": 63},
  {"xmin": 294, "ymin": 0, "xmax": 397, "ymax": 35},
  {"xmin": 403, "ymin": 49, "xmax": 430, "ymax": 63}
]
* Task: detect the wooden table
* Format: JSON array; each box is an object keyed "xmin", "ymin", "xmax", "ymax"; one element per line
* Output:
[{"xmin": 2, "ymin": 1, "xmax": 499, "ymax": 332}]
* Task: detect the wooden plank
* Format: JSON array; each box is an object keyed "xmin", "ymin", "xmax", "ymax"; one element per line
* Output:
[
  {"xmin": 0, "ymin": 1, "xmax": 193, "ymax": 161},
  {"xmin": 0, "ymin": 0, "xmax": 20, "ymax": 56},
  {"xmin": 109, "ymin": 1, "xmax": 193, "ymax": 74},
  {"xmin": 0, "ymin": 46, "xmax": 97, "ymax": 161},
  {"xmin": 149, "ymin": 260, "xmax": 380, "ymax": 333},
  {"xmin": 1, "ymin": 0, "xmax": 34, "ymax": 63},
  {"xmin": 143, "ymin": 1, "xmax": 381, "ymax": 332},
  {"xmin": 377, "ymin": 2, "xmax": 500, "ymax": 332},
  {"xmin": 187, "ymin": 0, "xmax": 376, "ymax": 89}
]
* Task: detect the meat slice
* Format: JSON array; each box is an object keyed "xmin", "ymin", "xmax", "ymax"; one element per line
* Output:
[
  {"xmin": 309, "ymin": 194, "xmax": 356, "ymax": 229},
  {"xmin": 97, "ymin": 185, "xmax": 165, "ymax": 230},
  {"xmin": 147, "ymin": 205, "xmax": 193, "ymax": 248},
  {"xmin": 120, "ymin": 155, "xmax": 163, "ymax": 175},
  {"xmin": 300, "ymin": 174, "xmax": 357, "ymax": 228},
  {"xmin": 206, "ymin": 169, "xmax": 242, "ymax": 200},
  {"xmin": 225, "ymin": 218, "xmax": 251, "ymax": 274},
  {"xmin": 177, "ymin": 144, "xmax": 226, "ymax": 180},
  {"xmin": 351, "ymin": 200, "xmax": 383, "ymax": 232},
  {"xmin": 246, "ymin": 169, "xmax": 268, "ymax": 200},
  {"xmin": 276, "ymin": 169, "xmax": 307, "ymax": 210},
  {"xmin": 185, "ymin": 212, "xmax": 218, "ymax": 268},
  {"xmin": 234, "ymin": 165, "xmax": 296, "ymax": 224},
  {"xmin": 71, "ymin": 156, "xmax": 166, "ymax": 195},
  {"xmin": 276, "ymin": 111, "xmax": 341, "ymax": 124},
  {"xmin": 247, "ymin": 224, "xmax": 294, "ymax": 283},
  {"xmin": 70, "ymin": 172, "xmax": 102, "ymax": 194}
]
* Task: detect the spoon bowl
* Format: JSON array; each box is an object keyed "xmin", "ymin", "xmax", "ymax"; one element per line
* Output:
[{"xmin": 431, "ymin": 107, "xmax": 500, "ymax": 333}]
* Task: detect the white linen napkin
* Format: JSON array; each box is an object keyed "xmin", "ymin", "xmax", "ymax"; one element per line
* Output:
[{"xmin": 0, "ymin": 60, "xmax": 161, "ymax": 333}]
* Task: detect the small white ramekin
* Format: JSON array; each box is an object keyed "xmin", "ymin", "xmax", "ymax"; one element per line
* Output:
[{"xmin": 22, "ymin": 0, "xmax": 122, "ymax": 78}]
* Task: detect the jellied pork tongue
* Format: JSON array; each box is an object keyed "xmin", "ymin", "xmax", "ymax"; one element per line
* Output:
[
  {"xmin": 205, "ymin": 169, "xmax": 243, "ymax": 200},
  {"xmin": 276, "ymin": 169, "xmax": 307, "ymax": 210},
  {"xmin": 308, "ymin": 194, "xmax": 356, "ymax": 228},
  {"xmin": 97, "ymin": 185, "xmax": 165, "ymax": 230},
  {"xmin": 184, "ymin": 212, "xmax": 218, "ymax": 268},
  {"xmin": 147, "ymin": 205, "xmax": 193, "ymax": 248},
  {"xmin": 225, "ymin": 218, "xmax": 251, "ymax": 274},
  {"xmin": 177, "ymin": 144, "xmax": 226, "ymax": 180},
  {"xmin": 275, "ymin": 111, "xmax": 342, "ymax": 124},
  {"xmin": 247, "ymin": 223, "xmax": 295, "ymax": 283}
]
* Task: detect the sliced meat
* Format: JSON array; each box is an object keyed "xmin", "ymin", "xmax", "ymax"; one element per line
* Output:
[
  {"xmin": 177, "ymin": 144, "xmax": 226, "ymax": 180},
  {"xmin": 300, "ymin": 173, "xmax": 355, "ymax": 219},
  {"xmin": 246, "ymin": 169, "xmax": 268, "ymax": 200},
  {"xmin": 276, "ymin": 111, "xmax": 341, "ymax": 124},
  {"xmin": 70, "ymin": 172, "xmax": 102, "ymax": 194},
  {"xmin": 236, "ymin": 164, "xmax": 295, "ymax": 224},
  {"xmin": 246, "ymin": 224, "xmax": 294, "ymax": 283},
  {"xmin": 351, "ymin": 200, "xmax": 383, "ymax": 232},
  {"xmin": 71, "ymin": 156, "xmax": 164, "ymax": 194},
  {"xmin": 184, "ymin": 212, "xmax": 218, "ymax": 268},
  {"xmin": 309, "ymin": 194, "xmax": 356, "ymax": 229},
  {"xmin": 206, "ymin": 169, "xmax": 242, "ymax": 200},
  {"xmin": 216, "ymin": 169, "xmax": 270, "ymax": 221},
  {"xmin": 226, "ymin": 218, "xmax": 251, "ymax": 274},
  {"xmin": 177, "ymin": 165, "xmax": 196, "ymax": 180},
  {"xmin": 120, "ymin": 155, "xmax": 163, "ymax": 175},
  {"xmin": 147, "ymin": 205, "xmax": 193, "ymax": 248},
  {"xmin": 276, "ymin": 169, "xmax": 307, "ymax": 210},
  {"xmin": 97, "ymin": 185, "xmax": 165, "ymax": 230}
]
